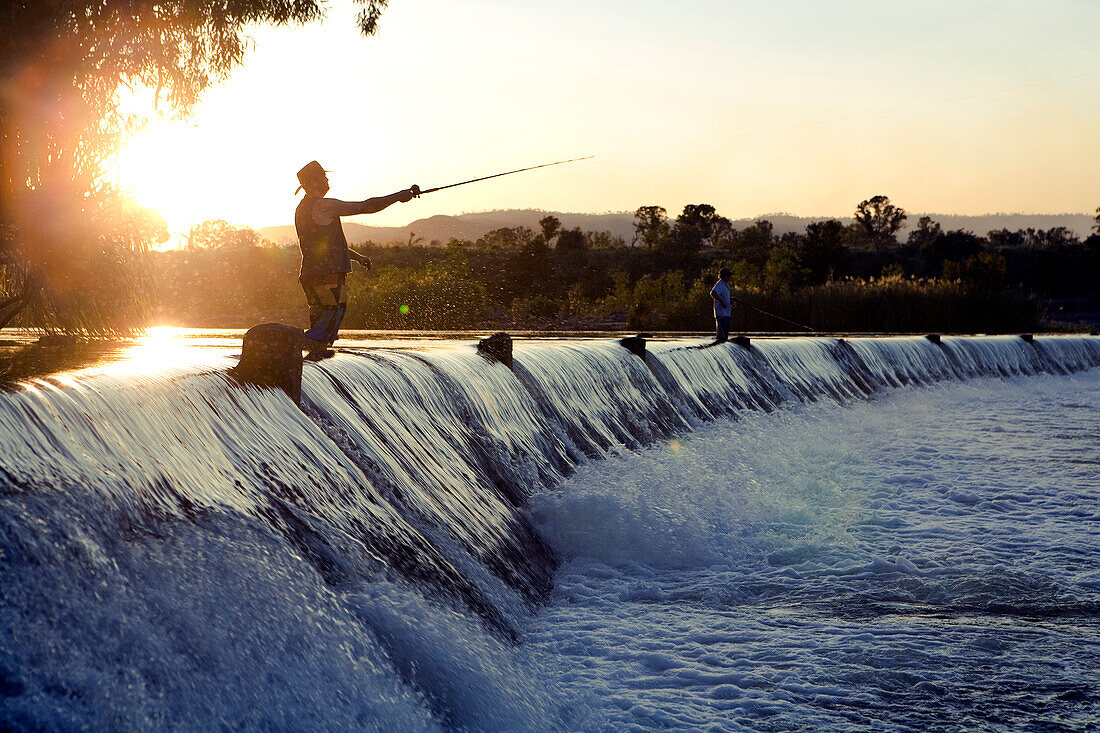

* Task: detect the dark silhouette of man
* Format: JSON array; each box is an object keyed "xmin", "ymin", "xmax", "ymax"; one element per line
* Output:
[{"xmin": 294, "ymin": 161, "xmax": 418, "ymax": 357}]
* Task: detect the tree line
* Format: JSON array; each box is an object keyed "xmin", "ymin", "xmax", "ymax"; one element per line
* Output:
[{"xmin": 148, "ymin": 200, "xmax": 1100, "ymax": 334}]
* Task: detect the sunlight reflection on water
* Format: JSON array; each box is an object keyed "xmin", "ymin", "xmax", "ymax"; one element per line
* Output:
[
  {"xmin": 88, "ymin": 327, "xmax": 239, "ymax": 379},
  {"xmin": 0, "ymin": 327, "xmax": 245, "ymax": 385}
]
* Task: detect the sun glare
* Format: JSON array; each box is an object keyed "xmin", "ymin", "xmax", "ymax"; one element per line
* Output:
[
  {"xmin": 111, "ymin": 119, "xmax": 205, "ymax": 242},
  {"xmin": 83, "ymin": 326, "xmax": 204, "ymax": 379},
  {"xmin": 120, "ymin": 326, "xmax": 194, "ymax": 368}
]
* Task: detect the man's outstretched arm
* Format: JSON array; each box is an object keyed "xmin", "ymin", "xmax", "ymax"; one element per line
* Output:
[{"xmin": 316, "ymin": 186, "xmax": 420, "ymax": 218}]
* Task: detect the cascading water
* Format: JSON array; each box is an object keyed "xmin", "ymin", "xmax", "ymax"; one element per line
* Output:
[{"xmin": 2, "ymin": 334, "xmax": 1098, "ymax": 731}]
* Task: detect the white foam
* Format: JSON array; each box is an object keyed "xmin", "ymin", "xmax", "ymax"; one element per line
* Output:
[{"xmin": 528, "ymin": 371, "xmax": 1100, "ymax": 731}]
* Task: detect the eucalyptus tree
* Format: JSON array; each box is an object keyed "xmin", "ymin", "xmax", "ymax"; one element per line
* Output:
[
  {"xmin": 633, "ymin": 205, "xmax": 670, "ymax": 251},
  {"xmin": 853, "ymin": 195, "xmax": 907, "ymax": 251},
  {"xmin": 0, "ymin": 0, "xmax": 390, "ymax": 334},
  {"xmin": 538, "ymin": 215, "xmax": 562, "ymax": 246},
  {"xmin": 800, "ymin": 219, "xmax": 852, "ymax": 284},
  {"xmin": 674, "ymin": 203, "xmax": 727, "ymax": 254}
]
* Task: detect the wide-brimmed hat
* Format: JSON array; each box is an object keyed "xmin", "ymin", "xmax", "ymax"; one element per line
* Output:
[{"xmin": 295, "ymin": 160, "xmax": 330, "ymax": 194}]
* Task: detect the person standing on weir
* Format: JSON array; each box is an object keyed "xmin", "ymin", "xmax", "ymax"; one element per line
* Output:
[
  {"xmin": 710, "ymin": 267, "xmax": 733, "ymax": 343},
  {"xmin": 294, "ymin": 160, "xmax": 419, "ymax": 358}
]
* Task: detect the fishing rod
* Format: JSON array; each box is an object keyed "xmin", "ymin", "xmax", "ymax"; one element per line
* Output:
[
  {"xmin": 409, "ymin": 156, "xmax": 815, "ymax": 335},
  {"xmin": 413, "ymin": 156, "xmax": 594, "ymax": 197},
  {"xmin": 731, "ymin": 294, "xmax": 817, "ymax": 333}
]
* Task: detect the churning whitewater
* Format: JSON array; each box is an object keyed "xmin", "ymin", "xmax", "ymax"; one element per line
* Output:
[{"xmin": 1, "ymin": 335, "xmax": 1098, "ymax": 731}]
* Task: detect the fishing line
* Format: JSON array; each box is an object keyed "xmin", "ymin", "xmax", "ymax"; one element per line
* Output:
[
  {"xmin": 731, "ymin": 295, "xmax": 817, "ymax": 333},
  {"xmin": 408, "ymin": 71, "xmax": 1093, "ymax": 336},
  {"xmin": 416, "ymin": 156, "xmax": 595, "ymax": 196},
  {"xmin": 412, "ymin": 70, "xmax": 1096, "ymax": 196},
  {"xmin": 414, "ymin": 71, "xmax": 1095, "ymax": 190},
  {"xmin": 588, "ymin": 71, "xmax": 1097, "ymax": 334}
]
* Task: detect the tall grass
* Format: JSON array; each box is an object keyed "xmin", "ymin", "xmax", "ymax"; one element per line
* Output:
[{"xmin": 614, "ymin": 276, "xmax": 1040, "ymax": 334}]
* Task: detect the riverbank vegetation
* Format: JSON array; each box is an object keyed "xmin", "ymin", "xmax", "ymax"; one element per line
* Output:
[{"xmin": 146, "ymin": 200, "xmax": 1100, "ymax": 334}]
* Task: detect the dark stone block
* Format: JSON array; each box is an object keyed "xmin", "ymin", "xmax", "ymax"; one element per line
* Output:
[
  {"xmin": 619, "ymin": 335, "xmax": 647, "ymax": 360},
  {"xmin": 478, "ymin": 332, "xmax": 513, "ymax": 369},
  {"xmin": 925, "ymin": 333, "xmax": 941, "ymax": 345},
  {"xmin": 233, "ymin": 323, "xmax": 304, "ymax": 404}
]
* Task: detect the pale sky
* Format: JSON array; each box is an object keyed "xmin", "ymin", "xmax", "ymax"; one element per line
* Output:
[{"xmin": 109, "ymin": 0, "xmax": 1100, "ymax": 237}]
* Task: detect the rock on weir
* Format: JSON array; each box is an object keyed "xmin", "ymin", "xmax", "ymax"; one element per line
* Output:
[
  {"xmin": 233, "ymin": 323, "xmax": 305, "ymax": 404},
  {"xmin": 477, "ymin": 332, "xmax": 513, "ymax": 369}
]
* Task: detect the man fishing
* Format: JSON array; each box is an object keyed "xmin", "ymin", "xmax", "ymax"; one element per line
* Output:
[
  {"xmin": 710, "ymin": 267, "xmax": 733, "ymax": 343},
  {"xmin": 292, "ymin": 155, "xmax": 589, "ymax": 357},
  {"xmin": 294, "ymin": 160, "xmax": 419, "ymax": 358}
]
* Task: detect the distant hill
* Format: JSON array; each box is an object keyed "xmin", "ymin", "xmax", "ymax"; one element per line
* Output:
[
  {"xmin": 259, "ymin": 210, "xmax": 1097, "ymax": 247},
  {"xmin": 258, "ymin": 210, "xmax": 642, "ymax": 247}
]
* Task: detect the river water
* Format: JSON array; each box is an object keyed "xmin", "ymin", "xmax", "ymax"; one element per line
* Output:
[
  {"xmin": 1, "ymin": 335, "xmax": 1097, "ymax": 731},
  {"xmin": 527, "ymin": 371, "xmax": 1100, "ymax": 731}
]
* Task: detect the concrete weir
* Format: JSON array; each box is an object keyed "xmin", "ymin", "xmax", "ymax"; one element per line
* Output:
[
  {"xmin": 232, "ymin": 323, "xmax": 304, "ymax": 404},
  {"xmin": 231, "ymin": 328, "xmax": 1083, "ymax": 412}
]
